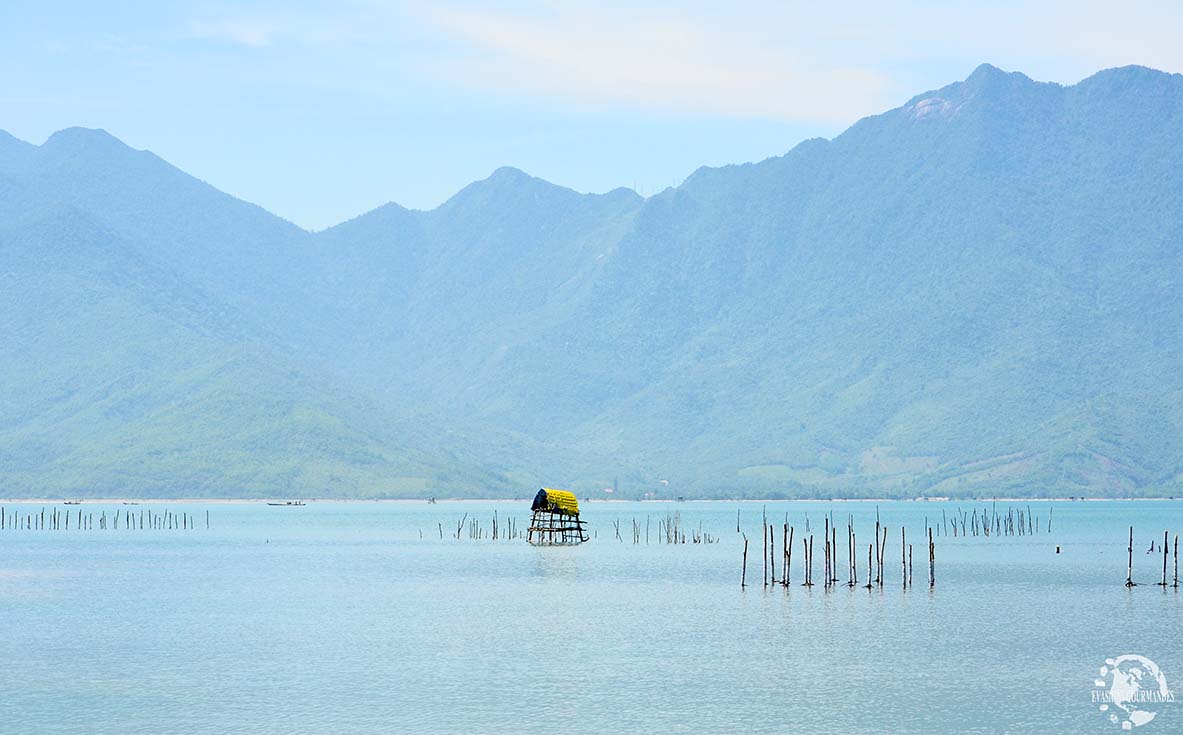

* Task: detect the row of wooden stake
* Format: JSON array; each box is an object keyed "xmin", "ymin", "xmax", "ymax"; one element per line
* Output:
[
  {"xmin": 928, "ymin": 502, "xmax": 1050, "ymax": 538},
  {"xmin": 613, "ymin": 513, "xmax": 717, "ymax": 544},
  {"xmin": 0, "ymin": 506, "xmax": 208, "ymax": 531},
  {"xmin": 432, "ymin": 511, "xmax": 720, "ymax": 544},
  {"xmin": 741, "ymin": 513, "xmax": 935, "ymax": 590},
  {"xmin": 1125, "ymin": 527, "xmax": 1180, "ymax": 588},
  {"xmin": 436, "ymin": 511, "xmax": 523, "ymax": 540}
]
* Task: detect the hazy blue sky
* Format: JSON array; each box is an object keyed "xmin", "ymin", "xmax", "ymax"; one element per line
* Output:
[{"xmin": 3, "ymin": 1, "xmax": 1180, "ymax": 229}]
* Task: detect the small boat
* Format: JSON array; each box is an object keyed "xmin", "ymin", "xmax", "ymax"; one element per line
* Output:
[
  {"xmin": 266, "ymin": 500, "xmax": 306, "ymax": 507},
  {"xmin": 64, "ymin": 500, "xmax": 82, "ymax": 505}
]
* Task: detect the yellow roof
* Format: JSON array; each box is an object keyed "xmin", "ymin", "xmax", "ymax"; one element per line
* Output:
[{"xmin": 540, "ymin": 488, "xmax": 580, "ymax": 516}]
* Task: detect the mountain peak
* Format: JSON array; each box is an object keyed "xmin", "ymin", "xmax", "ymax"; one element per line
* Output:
[
  {"xmin": 473, "ymin": 166, "xmax": 557, "ymax": 193},
  {"xmin": 965, "ymin": 63, "xmax": 1006, "ymax": 83},
  {"xmin": 960, "ymin": 63, "xmax": 1038, "ymax": 93},
  {"xmin": 318, "ymin": 199, "xmax": 417, "ymax": 238},
  {"xmin": 487, "ymin": 165, "xmax": 531, "ymax": 182},
  {"xmin": 898, "ymin": 64, "xmax": 1041, "ymax": 121},
  {"xmin": 42, "ymin": 127, "xmax": 133, "ymax": 156},
  {"xmin": 439, "ymin": 165, "xmax": 578, "ymax": 212},
  {"xmin": 1077, "ymin": 64, "xmax": 1182, "ymax": 94}
]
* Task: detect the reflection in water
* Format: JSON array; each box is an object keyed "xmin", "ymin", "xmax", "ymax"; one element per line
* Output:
[{"xmin": 532, "ymin": 544, "xmax": 584, "ymax": 580}]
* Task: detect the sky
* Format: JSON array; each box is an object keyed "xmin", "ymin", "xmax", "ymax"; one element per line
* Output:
[{"xmin": 3, "ymin": 1, "xmax": 1182, "ymax": 230}]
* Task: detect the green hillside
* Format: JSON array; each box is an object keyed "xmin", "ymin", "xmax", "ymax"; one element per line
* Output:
[{"xmin": 2, "ymin": 64, "xmax": 1182, "ymax": 498}]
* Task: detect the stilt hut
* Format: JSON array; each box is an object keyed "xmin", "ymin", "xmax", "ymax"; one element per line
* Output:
[{"xmin": 527, "ymin": 488, "xmax": 588, "ymax": 545}]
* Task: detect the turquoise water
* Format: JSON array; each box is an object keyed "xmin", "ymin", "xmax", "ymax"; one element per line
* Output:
[{"xmin": 1, "ymin": 500, "xmax": 1180, "ymax": 734}]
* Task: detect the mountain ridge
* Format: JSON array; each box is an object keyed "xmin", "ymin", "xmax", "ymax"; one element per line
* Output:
[
  {"xmin": 4, "ymin": 63, "xmax": 1180, "ymax": 231},
  {"xmin": 3, "ymin": 63, "xmax": 1183, "ymax": 498}
]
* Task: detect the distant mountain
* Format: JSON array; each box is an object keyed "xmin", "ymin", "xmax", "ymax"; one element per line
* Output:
[{"xmin": 3, "ymin": 63, "xmax": 1183, "ymax": 498}]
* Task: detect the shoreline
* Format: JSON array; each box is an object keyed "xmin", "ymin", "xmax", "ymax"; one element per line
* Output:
[{"xmin": 0, "ymin": 496, "xmax": 1175, "ymax": 504}]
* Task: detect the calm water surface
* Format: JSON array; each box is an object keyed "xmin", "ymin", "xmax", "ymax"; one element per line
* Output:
[{"xmin": 1, "ymin": 499, "xmax": 1181, "ymax": 734}]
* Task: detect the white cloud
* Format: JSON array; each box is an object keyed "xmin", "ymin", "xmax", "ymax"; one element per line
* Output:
[
  {"xmin": 180, "ymin": 1, "xmax": 1183, "ymax": 124},
  {"xmin": 428, "ymin": 7, "xmax": 890, "ymax": 123}
]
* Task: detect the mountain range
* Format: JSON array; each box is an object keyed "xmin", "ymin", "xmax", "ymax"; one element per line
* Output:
[{"xmin": 2, "ymin": 63, "xmax": 1182, "ymax": 499}]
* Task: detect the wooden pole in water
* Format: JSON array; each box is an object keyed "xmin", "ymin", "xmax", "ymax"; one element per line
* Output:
[
  {"xmin": 823, "ymin": 517, "xmax": 830, "ymax": 588},
  {"xmin": 865, "ymin": 544, "xmax": 872, "ymax": 590},
  {"xmin": 801, "ymin": 536, "xmax": 810, "ymax": 586},
  {"xmin": 763, "ymin": 523, "xmax": 768, "ymax": 587},
  {"xmin": 770, "ymin": 522, "xmax": 776, "ymax": 584},
  {"xmin": 741, "ymin": 534, "xmax": 749, "ymax": 588},
  {"xmin": 908, "ymin": 544, "xmax": 913, "ymax": 587},
  {"xmin": 902, "ymin": 527, "xmax": 907, "ymax": 589},
  {"xmin": 1161, "ymin": 530, "xmax": 1169, "ymax": 587},
  {"xmin": 848, "ymin": 520, "xmax": 854, "ymax": 586},
  {"xmin": 1126, "ymin": 526, "xmax": 1136, "ymax": 587},
  {"xmin": 786, "ymin": 526, "xmax": 794, "ymax": 584},
  {"xmin": 782, "ymin": 524, "xmax": 789, "ymax": 585},
  {"xmin": 1175, "ymin": 534, "xmax": 1179, "ymax": 589},
  {"xmin": 874, "ymin": 520, "xmax": 881, "ymax": 586},
  {"xmin": 928, "ymin": 528, "xmax": 935, "ymax": 588}
]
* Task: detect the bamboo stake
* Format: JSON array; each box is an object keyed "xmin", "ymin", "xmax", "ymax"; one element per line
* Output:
[
  {"xmin": 763, "ymin": 523, "xmax": 768, "ymax": 587},
  {"xmin": 1126, "ymin": 526, "xmax": 1136, "ymax": 587},
  {"xmin": 874, "ymin": 520, "xmax": 881, "ymax": 586},
  {"xmin": 782, "ymin": 524, "xmax": 788, "ymax": 585},
  {"xmin": 802, "ymin": 536, "xmax": 812, "ymax": 587},
  {"xmin": 1160, "ymin": 530, "xmax": 1169, "ymax": 587},
  {"xmin": 901, "ymin": 527, "xmax": 907, "ymax": 589},
  {"xmin": 786, "ymin": 527, "xmax": 794, "ymax": 585},
  {"xmin": 928, "ymin": 528, "xmax": 935, "ymax": 588},
  {"xmin": 770, "ymin": 522, "xmax": 776, "ymax": 584},
  {"xmin": 848, "ymin": 519, "xmax": 854, "ymax": 586},
  {"xmin": 823, "ymin": 517, "xmax": 830, "ymax": 589},
  {"xmin": 741, "ymin": 534, "xmax": 749, "ymax": 588}
]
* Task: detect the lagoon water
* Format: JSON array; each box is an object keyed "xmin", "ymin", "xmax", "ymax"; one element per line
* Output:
[{"xmin": 1, "ymin": 499, "xmax": 1181, "ymax": 734}]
